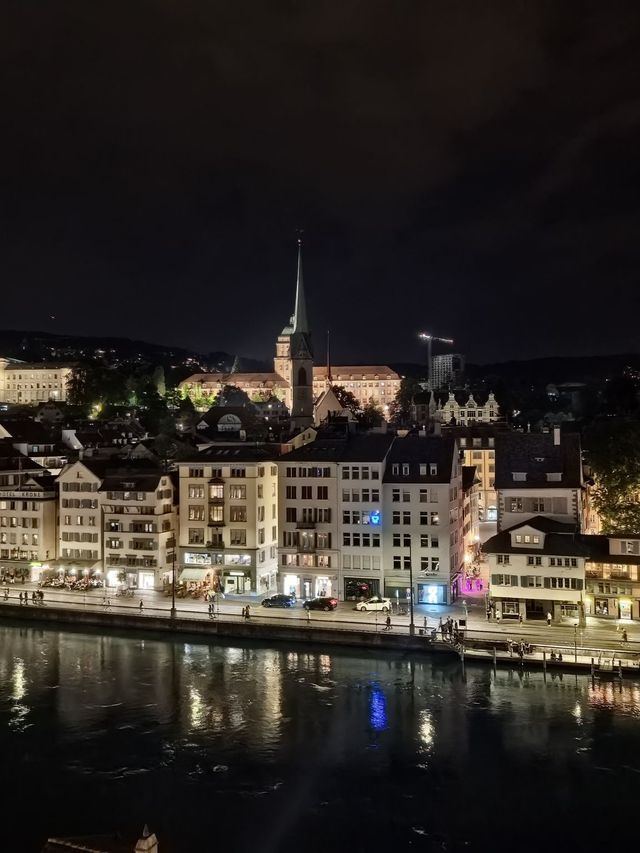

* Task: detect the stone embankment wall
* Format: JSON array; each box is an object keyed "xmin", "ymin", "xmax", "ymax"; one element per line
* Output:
[{"xmin": 0, "ymin": 603, "xmax": 454, "ymax": 655}]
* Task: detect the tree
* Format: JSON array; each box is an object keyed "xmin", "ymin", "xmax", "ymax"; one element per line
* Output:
[
  {"xmin": 359, "ymin": 398, "xmax": 384, "ymax": 429},
  {"xmin": 218, "ymin": 384, "xmax": 252, "ymax": 408},
  {"xmin": 586, "ymin": 418, "xmax": 640, "ymax": 534},
  {"xmin": 388, "ymin": 377, "xmax": 422, "ymax": 425},
  {"xmin": 332, "ymin": 385, "xmax": 361, "ymax": 415}
]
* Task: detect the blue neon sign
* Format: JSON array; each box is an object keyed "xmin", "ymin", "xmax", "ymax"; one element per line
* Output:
[{"xmin": 369, "ymin": 510, "xmax": 381, "ymax": 526}]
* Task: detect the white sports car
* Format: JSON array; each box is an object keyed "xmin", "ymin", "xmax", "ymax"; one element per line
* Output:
[{"xmin": 355, "ymin": 596, "xmax": 391, "ymax": 612}]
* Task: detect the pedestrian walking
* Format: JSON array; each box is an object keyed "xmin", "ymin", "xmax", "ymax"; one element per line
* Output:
[
  {"xmin": 18, "ymin": 591, "xmax": 23, "ymax": 605},
  {"xmin": 245, "ymin": 604, "xmax": 251, "ymax": 620},
  {"xmin": 486, "ymin": 607, "xmax": 491, "ymax": 621},
  {"xmin": 496, "ymin": 611, "xmax": 501, "ymax": 624},
  {"xmin": 385, "ymin": 615, "xmax": 391, "ymax": 632},
  {"xmin": 32, "ymin": 591, "xmax": 36, "ymax": 605},
  {"xmin": 241, "ymin": 605, "xmax": 246, "ymax": 619},
  {"xmin": 3, "ymin": 588, "xmax": 8, "ymax": 601},
  {"xmin": 518, "ymin": 613, "xmax": 523, "ymax": 624},
  {"xmin": 208, "ymin": 602, "xmax": 214, "ymax": 619},
  {"xmin": 423, "ymin": 616, "xmax": 428, "ymax": 630},
  {"xmin": 139, "ymin": 599, "xmax": 144, "ymax": 613},
  {"xmin": 546, "ymin": 611, "xmax": 552, "ymax": 626},
  {"xmin": 39, "ymin": 590, "xmax": 44, "ymax": 602},
  {"xmin": 622, "ymin": 629, "xmax": 628, "ymax": 644}
]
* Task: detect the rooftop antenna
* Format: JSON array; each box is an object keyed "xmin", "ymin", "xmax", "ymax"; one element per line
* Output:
[{"xmin": 326, "ymin": 329, "xmax": 332, "ymax": 384}]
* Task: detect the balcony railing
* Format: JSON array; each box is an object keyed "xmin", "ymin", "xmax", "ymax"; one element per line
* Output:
[{"xmin": 296, "ymin": 521, "xmax": 317, "ymax": 529}]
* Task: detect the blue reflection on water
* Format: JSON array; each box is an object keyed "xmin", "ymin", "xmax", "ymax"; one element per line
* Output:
[{"xmin": 369, "ymin": 684, "xmax": 387, "ymax": 731}]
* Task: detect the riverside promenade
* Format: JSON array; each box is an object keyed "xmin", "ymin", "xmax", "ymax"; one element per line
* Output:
[{"xmin": 3, "ymin": 584, "xmax": 640, "ymax": 675}]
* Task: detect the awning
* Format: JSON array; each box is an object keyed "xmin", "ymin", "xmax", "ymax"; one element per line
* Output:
[{"xmin": 179, "ymin": 568, "xmax": 212, "ymax": 583}]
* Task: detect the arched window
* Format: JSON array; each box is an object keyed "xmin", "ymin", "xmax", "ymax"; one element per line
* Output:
[{"xmin": 297, "ymin": 367, "xmax": 307, "ymax": 386}]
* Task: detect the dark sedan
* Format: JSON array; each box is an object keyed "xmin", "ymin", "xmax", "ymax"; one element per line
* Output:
[
  {"xmin": 303, "ymin": 597, "xmax": 338, "ymax": 612},
  {"xmin": 261, "ymin": 594, "xmax": 296, "ymax": 608}
]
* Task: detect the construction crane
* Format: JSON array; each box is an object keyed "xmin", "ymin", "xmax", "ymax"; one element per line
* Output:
[{"xmin": 418, "ymin": 332, "xmax": 454, "ymax": 391}]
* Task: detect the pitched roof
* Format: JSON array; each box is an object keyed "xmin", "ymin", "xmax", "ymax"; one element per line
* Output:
[
  {"xmin": 494, "ymin": 431, "xmax": 582, "ymax": 489},
  {"xmin": 383, "ymin": 436, "xmax": 456, "ymax": 484},
  {"xmin": 280, "ymin": 433, "xmax": 394, "ymax": 464},
  {"xmin": 313, "ymin": 366, "xmax": 400, "ymax": 380},
  {"xmin": 585, "ymin": 535, "xmax": 640, "ymax": 566},
  {"xmin": 437, "ymin": 390, "xmax": 496, "ymax": 407},
  {"xmin": 179, "ymin": 445, "xmax": 280, "ymax": 463}
]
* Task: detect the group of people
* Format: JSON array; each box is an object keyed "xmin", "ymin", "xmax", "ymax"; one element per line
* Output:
[
  {"xmin": 507, "ymin": 638, "xmax": 532, "ymax": 659},
  {"xmin": 440, "ymin": 617, "xmax": 462, "ymax": 645},
  {"xmin": 465, "ymin": 577, "xmax": 483, "ymax": 593},
  {"xmin": 14, "ymin": 590, "xmax": 45, "ymax": 605},
  {"xmin": 241, "ymin": 605, "xmax": 251, "ymax": 620}
]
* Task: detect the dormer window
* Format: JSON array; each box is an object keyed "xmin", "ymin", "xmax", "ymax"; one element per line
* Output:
[
  {"xmin": 429, "ymin": 464, "xmax": 438, "ymax": 476},
  {"xmin": 512, "ymin": 472, "xmax": 527, "ymax": 482},
  {"xmin": 546, "ymin": 472, "xmax": 562, "ymax": 482},
  {"xmin": 402, "ymin": 463, "xmax": 410, "ymax": 476},
  {"xmin": 473, "ymin": 438, "xmax": 481, "ymax": 448}
]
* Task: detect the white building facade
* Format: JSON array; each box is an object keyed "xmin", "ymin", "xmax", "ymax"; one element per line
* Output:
[
  {"xmin": 177, "ymin": 450, "xmax": 279, "ymax": 596},
  {"xmin": 382, "ymin": 436, "xmax": 464, "ymax": 606}
]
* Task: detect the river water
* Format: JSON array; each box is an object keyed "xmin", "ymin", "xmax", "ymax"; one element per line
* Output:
[{"xmin": 1, "ymin": 623, "xmax": 639, "ymax": 852}]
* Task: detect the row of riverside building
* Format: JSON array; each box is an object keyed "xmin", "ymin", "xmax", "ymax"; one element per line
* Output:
[{"xmin": 2, "ymin": 420, "xmax": 640, "ymax": 622}]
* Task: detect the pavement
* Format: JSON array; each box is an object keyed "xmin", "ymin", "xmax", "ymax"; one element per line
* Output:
[{"xmin": 2, "ymin": 580, "xmax": 638, "ymax": 655}]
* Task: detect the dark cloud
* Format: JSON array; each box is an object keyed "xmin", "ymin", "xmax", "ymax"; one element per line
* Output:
[{"xmin": 0, "ymin": 2, "xmax": 638, "ymax": 364}]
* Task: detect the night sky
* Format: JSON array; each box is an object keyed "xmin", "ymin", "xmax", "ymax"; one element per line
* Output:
[{"xmin": 1, "ymin": 2, "xmax": 639, "ymax": 365}]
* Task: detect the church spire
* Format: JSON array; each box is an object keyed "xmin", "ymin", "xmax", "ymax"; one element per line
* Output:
[{"xmin": 293, "ymin": 235, "xmax": 309, "ymax": 334}]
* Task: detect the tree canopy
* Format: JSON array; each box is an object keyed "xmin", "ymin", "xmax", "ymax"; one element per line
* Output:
[{"xmin": 586, "ymin": 418, "xmax": 640, "ymax": 534}]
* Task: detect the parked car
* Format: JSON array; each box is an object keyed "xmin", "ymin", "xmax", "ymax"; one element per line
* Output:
[
  {"xmin": 354, "ymin": 596, "xmax": 391, "ymax": 612},
  {"xmin": 303, "ymin": 596, "xmax": 338, "ymax": 612},
  {"xmin": 261, "ymin": 594, "xmax": 296, "ymax": 608}
]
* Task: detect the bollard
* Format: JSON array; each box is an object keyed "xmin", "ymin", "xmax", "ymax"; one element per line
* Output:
[{"xmin": 543, "ymin": 649, "xmax": 546, "ymax": 673}]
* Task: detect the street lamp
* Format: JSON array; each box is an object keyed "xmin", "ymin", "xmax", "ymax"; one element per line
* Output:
[{"xmin": 408, "ymin": 536, "xmax": 415, "ymax": 636}]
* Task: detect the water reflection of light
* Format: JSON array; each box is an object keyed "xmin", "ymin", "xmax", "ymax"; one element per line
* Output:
[
  {"xmin": 572, "ymin": 702, "xmax": 582, "ymax": 723},
  {"xmin": 418, "ymin": 710, "xmax": 435, "ymax": 749},
  {"xmin": 12, "ymin": 659, "xmax": 26, "ymax": 702},
  {"xmin": 369, "ymin": 685, "xmax": 387, "ymax": 732},
  {"xmin": 319, "ymin": 655, "xmax": 331, "ymax": 676},
  {"xmin": 588, "ymin": 683, "xmax": 640, "ymax": 716},
  {"xmin": 189, "ymin": 687, "xmax": 205, "ymax": 728}
]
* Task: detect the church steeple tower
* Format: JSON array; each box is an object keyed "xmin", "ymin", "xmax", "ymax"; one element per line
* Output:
[
  {"xmin": 289, "ymin": 235, "xmax": 314, "ymax": 429},
  {"xmin": 273, "ymin": 236, "xmax": 314, "ymax": 430},
  {"xmin": 293, "ymin": 237, "xmax": 309, "ymax": 334}
]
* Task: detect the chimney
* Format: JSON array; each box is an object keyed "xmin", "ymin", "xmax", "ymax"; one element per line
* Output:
[
  {"xmin": 433, "ymin": 421, "xmax": 442, "ymax": 437},
  {"xmin": 553, "ymin": 426, "xmax": 561, "ymax": 446}
]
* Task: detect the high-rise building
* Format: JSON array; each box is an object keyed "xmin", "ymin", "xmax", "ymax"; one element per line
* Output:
[{"xmin": 432, "ymin": 353, "xmax": 465, "ymax": 389}]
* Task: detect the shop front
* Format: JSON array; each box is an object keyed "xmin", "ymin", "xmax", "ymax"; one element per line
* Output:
[
  {"xmin": 585, "ymin": 594, "xmax": 637, "ymax": 621},
  {"xmin": 282, "ymin": 573, "xmax": 301, "ymax": 597},
  {"xmin": 222, "ymin": 554, "xmax": 252, "ymax": 593},
  {"xmin": 344, "ymin": 577, "xmax": 379, "ymax": 601},
  {"xmin": 384, "ymin": 580, "xmax": 413, "ymax": 609},
  {"xmin": 417, "ymin": 582, "xmax": 446, "ymax": 605}
]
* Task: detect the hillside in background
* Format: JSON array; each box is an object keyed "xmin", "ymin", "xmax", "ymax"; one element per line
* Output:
[
  {"xmin": 391, "ymin": 353, "xmax": 640, "ymax": 386},
  {"xmin": 1, "ymin": 329, "xmax": 637, "ymax": 389}
]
